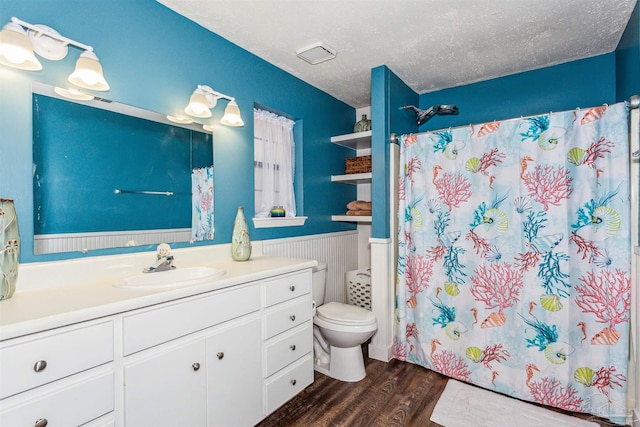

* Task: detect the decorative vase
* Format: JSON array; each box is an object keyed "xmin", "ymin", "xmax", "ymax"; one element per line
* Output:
[
  {"xmin": 353, "ymin": 114, "xmax": 371, "ymax": 133},
  {"xmin": 0, "ymin": 199, "xmax": 19, "ymax": 300},
  {"xmin": 231, "ymin": 206, "xmax": 251, "ymax": 261}
]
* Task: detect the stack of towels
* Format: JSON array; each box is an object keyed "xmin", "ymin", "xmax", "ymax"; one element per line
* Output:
[{"xmin": 346, "ymin": 200, "xmax": 372, "ymax": 216}]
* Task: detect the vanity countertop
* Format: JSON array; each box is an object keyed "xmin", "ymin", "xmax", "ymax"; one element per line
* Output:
[{"xmin": 0, "ymin": 250, "xmax": 316, "ymax": 342}]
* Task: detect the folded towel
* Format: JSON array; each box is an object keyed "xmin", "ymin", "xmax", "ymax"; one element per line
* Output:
[
  {"xmin": 346, "ymin": 210, "xmax": 372, "ymax": 216},
  {"xmin": 346, "ymin": 200, "xmax": 372, "ymax": 211}
]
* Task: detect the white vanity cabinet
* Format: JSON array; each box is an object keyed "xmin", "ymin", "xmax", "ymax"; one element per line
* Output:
[
  {"xmin": 262, "ymin": 270, "xmax": 314, "ymax": 415},
  {"xmin": 121, "ymin": 283, "xmax": 263, "ymax": 427},
  {"xmin": 206, "ymin": 316, "xmax": 262, "ymax": 426},
  {"xmin": 0, "ymin": 320, "xmax": 115, "ymax": 426},
  {"xmin": 123, "ymin": 338, "xmax": 206, "ymax": 426},
  {"xmin": 0, "ymin": 257, "xmax": 316, "ymax": 427}
]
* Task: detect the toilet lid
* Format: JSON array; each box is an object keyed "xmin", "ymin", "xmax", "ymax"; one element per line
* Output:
[{"xmin": 317, "ymin": 302, "xmax": 376, "ymax": 326}]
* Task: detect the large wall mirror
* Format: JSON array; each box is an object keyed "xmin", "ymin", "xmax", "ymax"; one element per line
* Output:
[{"xmin": 32, "ymin": 82, "xmax": 214, "ymax": 255}]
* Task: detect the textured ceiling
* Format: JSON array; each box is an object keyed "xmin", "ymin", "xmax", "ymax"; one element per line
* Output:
[{"xmin": 157, "ymin": 0, "xmax": 637, "ymax": 108}]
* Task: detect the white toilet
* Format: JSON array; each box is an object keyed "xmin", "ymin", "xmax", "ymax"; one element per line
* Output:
[{"xmin": 312, "ymin": 263, "xmax": 377, "ymax": 382}]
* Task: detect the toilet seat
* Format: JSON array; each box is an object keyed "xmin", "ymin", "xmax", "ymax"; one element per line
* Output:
[{"xmin": 316, "ymin": 302, "xmax": 376, "ymax": 326}]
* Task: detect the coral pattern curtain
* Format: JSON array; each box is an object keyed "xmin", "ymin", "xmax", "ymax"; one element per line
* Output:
[
  {"xmin": 191, "ymin": 166, "xmax": 214, "ymax": 241},
  {"xmin": 394, "ymin": 103, "xmax": 631, "ymax": 424}
]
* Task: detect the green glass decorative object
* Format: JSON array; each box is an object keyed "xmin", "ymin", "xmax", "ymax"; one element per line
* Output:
[
  {"xmin": 353, "ymin": 114, "xmax": 371, "ymax": 133},
  {"xmin": 270, "ymin": 206, "xmax": 285, "ymax": 217},
  {"xmin": 1, "ymin": 198, "xmax": 19, "ymax": 300},
  {"xmin": 231, "ymin": 206, "xmax": 251, "ymax": 261}
]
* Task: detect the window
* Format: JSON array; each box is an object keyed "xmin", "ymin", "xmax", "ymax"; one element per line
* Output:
[{"xmin": 254, "ymin": 108, "xmax": 296, "ymax": 218}]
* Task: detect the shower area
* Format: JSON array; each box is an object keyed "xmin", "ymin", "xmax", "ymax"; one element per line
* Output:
[{"xmin": 391, "ymin": 98, "xmax": 639, "ymax": 425}]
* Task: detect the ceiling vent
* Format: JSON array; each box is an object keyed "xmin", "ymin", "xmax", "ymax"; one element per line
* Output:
[{"xmin": 296, "ymin": 42, "xmax": 337, "ymax": 65}]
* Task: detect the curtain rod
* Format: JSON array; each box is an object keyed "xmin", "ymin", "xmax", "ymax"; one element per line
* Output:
[{"xmin": 390, "ymin": 95, "xmax": 639, "ymax": 144}]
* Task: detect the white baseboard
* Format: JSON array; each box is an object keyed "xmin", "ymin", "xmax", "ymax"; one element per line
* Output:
[{"xmin": 368, "ymin": 342, "xmax": 393, "ymax": 362}]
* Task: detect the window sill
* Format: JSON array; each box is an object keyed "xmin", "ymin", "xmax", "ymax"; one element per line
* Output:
[{"xmin": 252, "ymin": 216, "xmax": 308, "ymax": 228}]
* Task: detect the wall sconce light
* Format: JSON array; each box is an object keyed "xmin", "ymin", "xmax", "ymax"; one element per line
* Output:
[
  {"xmin": 184, "ymin": 85, "xmax": 244, "ymax": 127},
  {"xmin": 0, "ymin": 17, "xmax": 110, "ymax": 91}
]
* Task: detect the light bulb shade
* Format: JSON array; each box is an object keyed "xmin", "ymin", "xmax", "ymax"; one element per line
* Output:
[
  {"xmin": 54, "ymin": 86, "xmax": 94, "ymax": 101},
  {"xmin": 184, "ymin": 90, "xmax": 214, "ymax": 118},
  {"xmin": 220, "ymin": 100, "xmax": 244, "ymax": 127},
  {"xmin": 166, "ymin": 115, "xmax": 193, "ymax": 124},
  {"xmin": 68, "ymin": 50, "xmax": 110, "ymax": 91},
  {"xmin": 0, "ymin": 22, "xmax": 42, "ymax": 70}
]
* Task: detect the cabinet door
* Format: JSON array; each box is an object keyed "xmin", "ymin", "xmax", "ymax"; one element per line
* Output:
[
  {"xmin": 124, "ymin": 339, "xmax": 206, "ymax": 427},
  {"xmin": 206, "ymin": 317, "xmax": 262, "ymax": 427}
]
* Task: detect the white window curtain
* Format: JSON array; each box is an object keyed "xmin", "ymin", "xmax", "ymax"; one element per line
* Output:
[{"xmin": 254, "ymin": 108, "xmax": 296, "ymax": 217}]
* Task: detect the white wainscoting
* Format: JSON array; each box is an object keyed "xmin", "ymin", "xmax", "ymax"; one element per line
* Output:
[
  {"xmin": 262, "ymin": 231, "xmax": 359, "ymax": 304},
  {"xmin": 34, "ymin": 229, "xmax": 191, "ymax": 255}
]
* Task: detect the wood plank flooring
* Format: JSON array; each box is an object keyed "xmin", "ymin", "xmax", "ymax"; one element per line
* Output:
[{"xmin": 257, "ymin": 355, "xmax": 626, "ymax": 427}]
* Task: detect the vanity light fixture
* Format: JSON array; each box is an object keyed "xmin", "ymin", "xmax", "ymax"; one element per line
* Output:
[
  {"xmin": 220, "ymin": 100, "xmax": 244, "ymax": 127},
  {"xmin": 0, "ymin": 17, "xmax": 110, "ymax": 91},
  {"xmin": 0, "ymin": 20, "xmax": 41, "ymax": 70},
  {"xmin": 54, "ymin": 86, "xmax": 94, "ymax": 101},
  {"xmin": 166, "ymin": 114, "xmax": 194, "ymax": 125},
  {"xmin": 184, "ymin": 85, "xmax": 244, "ymax": 127}
]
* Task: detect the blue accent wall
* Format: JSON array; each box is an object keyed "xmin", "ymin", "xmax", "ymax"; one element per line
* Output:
[
  {"xmin": 616, "ymin": 0, "xmax": 640, "ymax": 101},
  {"xmin": 370, "ymin": 66, "xmax": 418, "ymax": 239},
  {"xmin": 0, "ymin": 0, "xmax": 357, "ymax": 262},
  {"xmin": 418, "ymin": 54, "xmax": 617, "ymax": 131}
]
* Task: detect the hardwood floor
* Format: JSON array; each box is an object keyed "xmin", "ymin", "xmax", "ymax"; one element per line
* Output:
[{"xmin": 257, "ymin": 355, "xmax": 627, "ymax": 427}]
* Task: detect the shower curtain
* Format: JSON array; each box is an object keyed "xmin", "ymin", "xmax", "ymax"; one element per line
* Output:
[
  {"xmin": 394, "ymin": 103, "xmax": 631, "ymax": 424},
  {"xmin": 192, "ymin": 166, "xmax": 214, "ymax": 241}
]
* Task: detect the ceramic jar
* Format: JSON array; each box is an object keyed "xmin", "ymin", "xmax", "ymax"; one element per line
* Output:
[
  {"xmin": 353, "ymin": 114, "xmax": 371, "ymax": 132},
  {"xmin": 0, "ymin": 199, "xmax": 19, "ymax": 300},
  {"xmin": 231, "ymin": 206, "xmax": 251, "ymax": 261}
]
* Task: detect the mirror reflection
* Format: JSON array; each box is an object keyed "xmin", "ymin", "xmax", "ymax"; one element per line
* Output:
[{"xmin": 32, "ymin": 82, "xmax": 214, "ymax": 255}]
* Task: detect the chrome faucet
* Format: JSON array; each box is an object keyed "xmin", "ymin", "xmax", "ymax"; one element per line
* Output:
[{"xmin": 143, "ymin": 243, "xmax": 176, "ymax": 273}]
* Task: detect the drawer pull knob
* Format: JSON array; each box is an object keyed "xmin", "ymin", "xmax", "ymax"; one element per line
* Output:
[
  {"xmin": 290, "ymin": 379, "xmax": 297, "ymax": 386},
  {"xmin": 192, "ymin": 362, "xmax": 200, "ymax": 371},
  {"xmin": 33, "ymin": 360, "xmax": 47, "ymax": 372},
  {"xmin": 217, "ymin": 352, "xmax": 224, "ymax": 360},
  {"xmin": 290, "ymin": 344, "xmax": 296, "ymax": 351},
  {"xmin": 289, "ymin": 285, "xmax": 295, "ymax": 292},
  {"xmin": 35, "ymin": 418, "xmax": 48, "ymax": 427},
  {"xmin": 289, "ymin": 315, "xmax": 296, "ymax": 321}
]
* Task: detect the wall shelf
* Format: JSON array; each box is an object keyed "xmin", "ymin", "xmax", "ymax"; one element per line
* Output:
[
  {"xmin": 331, "ymin": 172, "xmax": 372, "ymax": 184},
  {"xmin": 330, "ymin": 130, "xmax": 372, "ymax": 224},
  {"xmin": 330, "ymin": 130, "xmax": 372, "ymax": 150},
  {"xmin": 331, "ymin": 215, "xmax": 371, "ymax": 223},
  {"xmin": 252, "ymin": 217, "xmax": 307, "ymax": 228}
]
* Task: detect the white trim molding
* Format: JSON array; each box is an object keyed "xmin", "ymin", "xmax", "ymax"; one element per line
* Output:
[{"xmin": 368, "ymin": 237, "xmax": 395, "ymax": 362}]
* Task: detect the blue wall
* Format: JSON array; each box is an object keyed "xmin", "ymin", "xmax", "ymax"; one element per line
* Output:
[
  {"xmin": 418, "ymin": 54, "xmax": 617, "ymax": 131},
  {"xmin": 616, "ymin": 0, "xmax": 640, "ymax": 101},
  {"xmin": 0, "ymin": 0, "xmax": 357, "ymax": 262},
  {"xmin": 371, "ymin": 66, "xmax": 418, "ymax": 239}
]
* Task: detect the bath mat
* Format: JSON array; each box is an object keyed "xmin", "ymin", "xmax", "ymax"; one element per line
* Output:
[{"xmin": 430, "ymin": 379, "xmax": 599, "ymax": 427}]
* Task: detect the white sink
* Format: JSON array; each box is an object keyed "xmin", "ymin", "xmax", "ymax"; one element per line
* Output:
[{"xmin": 113, "ymin": 267, "xmax": 226, "ymax": 290}]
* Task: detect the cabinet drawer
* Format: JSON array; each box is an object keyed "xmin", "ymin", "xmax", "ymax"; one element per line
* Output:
[
  {"xmin": 264, "ymin": 355, "xmax": 313, "ymax": 415},
  {"xmin": 123, "ymin": 283, "xmax": 260, "ymax": 355},
  {"xmin": 264, "ymin": 270, "xmax": 312, "ymax": 307},
  {"xmin": 264, "ymin": 323, "xmax": 312, "ymax": 377},
  {"xmin": 0, "ymin": 371, "xmax": 114, "ymax": 426},
  {"xmin": 0, "ymin": 321, "xmax": 114, "ymax": 399},
  {"xmin": 264, "ymin": 296, "xmax": 312, "ymax": 339}
]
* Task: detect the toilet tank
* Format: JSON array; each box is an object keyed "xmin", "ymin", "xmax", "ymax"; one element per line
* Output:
[{"xmin": 312, "ymin": 263, "xmax": 327, "ymax": 306}]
